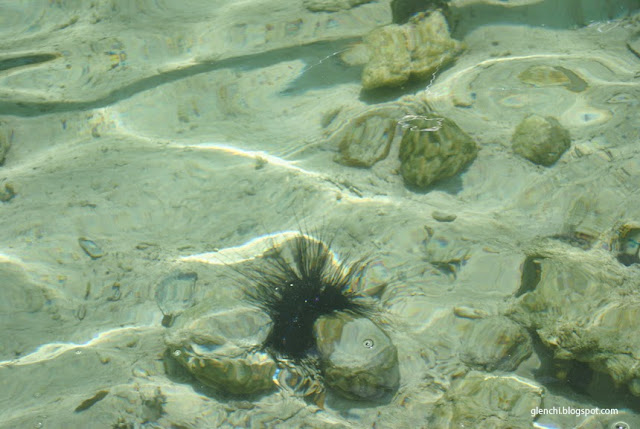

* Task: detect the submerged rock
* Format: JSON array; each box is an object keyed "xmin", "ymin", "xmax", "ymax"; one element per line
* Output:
[
  {"xmin": 509, "ymin": 245, "xmax": 640, "ymax": 397},
  {"xmin": 164, "ymin": 307, "xmax": 277, "ymax": 395},
  {"xmin": 362, "ymin": 11, "xmax": 464, "ymax": 90},
  {"xmin": 169, "ymin": 339, "xmax": 277, "ymax": 395},
  {"xmin": 577, "ymin": 410, "xmax": 640, "ymax": 429},
  {"xmin": 398, "ymin": 114, "xmax": 478, "ymax": 189},
  {"xmin": 313, "ymin": 311, "xmax": 400, "ymax": 400},
  {"xmin": 614, "ymin": 222, "xmax": 640, "ymax": 266},
  {"xmin": 0, "ymin": 182, "xmax": 16, "ymax": 202},
  {"xmin": 460, "ymin": 316, "xmax": 532, "ymax": 372},
  {"xmin": 334, "ymin": 105, "xmax": 402, "ymax": 167},
  {"xmin": 627, "ymin": 31, "xmax": 640, "ymax": 59},
  {"xmin": 362, "ymin": 24, "xmax": 411, "ymax": 89},
  {"xmin": 557, "ymin": 194, "xmax": 614, "ymax": 250},
  {"xmin": 155, "ymin": 271, "xmax": 197, "ymax": 326},
  {"xmin": 391, "ymin": 0, "xmax": 452, "ymax": 25},
  {"xmin": 0, "ymin": 122, "xmax": 9, "ymax": 165},
  {"xmin": 429, "ymin": 371, "xmax": 543, "ymax": 428},
  {"xmin": 518, "ymin": 65, "xmax": 588, "ymax": 93},
  {"xmin": 303, "ymin": 0, "xmax": 373, "ymax": 12},
  {"xmin": 511, "ymin": 115, "xmax": 570, "ymax": 166},
  {"xmin": 78, "ymin": 237, "xmax": 105, "ymax": 259}
]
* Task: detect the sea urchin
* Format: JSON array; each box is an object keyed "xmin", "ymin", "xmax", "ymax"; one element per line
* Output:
[{"xmin": 244, "ymin": 234, "xmax": 370, "ymax": 360}]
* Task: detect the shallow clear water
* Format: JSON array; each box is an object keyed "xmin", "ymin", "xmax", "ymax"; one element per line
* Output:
[{"xmin": 0, "ymin": 1, "xmax": 639, "ymax": 428}]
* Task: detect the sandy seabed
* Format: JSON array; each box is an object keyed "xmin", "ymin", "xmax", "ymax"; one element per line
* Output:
[{"xmin": 1, "ymin": 1, "xmax": 639, "ymax": 427}]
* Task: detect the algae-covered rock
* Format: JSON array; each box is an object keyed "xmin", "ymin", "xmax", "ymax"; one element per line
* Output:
[
  {"xmin": 303, "ymin": 0, "xmax": 373, "ymax": 12},
  {"xmin": 334, "ymin": 106, "xmax": 402, "ymax": 167},
  {"xmin": 362, "ymin": 25, "xmax": 412, "ymax": 89},
  {"xmin": 362, "ymin": 11, "xmax": 463, "ymax": 90},
  {"xmin": 460, "ymin": 316, "xmax": 532, "ymax": 372},
  {"xmin": 429, "ymin": 371, "xmax": 543, "ymax": 428},
  {"xmin": 313, "ymin": 312, "xmax": 400, "ymax": 400},
  {"xmin": 409, "ymin": 11, "xmax": 462, "ymax": 80},
  {"xmin": 399, "ymin": 114, "xmax": 478, "ymax": 188},
  {"xmin": 512, "ymin": 114, "xmax": 570, "ymax": 166}
]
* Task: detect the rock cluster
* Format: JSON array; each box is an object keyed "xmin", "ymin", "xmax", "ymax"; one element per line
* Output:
[
  {"xmin": 333, "ymin": 103, "xmax": 479, "ymax": 188},
  {"xmin": 165, "ymin": 305, "xmax": 401, "ymax": 400},
  {"xmin": 508, "ymin": 241, "xmax": 640, "ymax": 397}
]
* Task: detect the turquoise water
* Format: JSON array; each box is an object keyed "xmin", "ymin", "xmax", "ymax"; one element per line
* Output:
[{"xmin": 0, "ymin": 1, "xmax": 639, "ymax": 427}]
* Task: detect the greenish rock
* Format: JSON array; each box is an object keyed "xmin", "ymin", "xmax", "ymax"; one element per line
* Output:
[
  {"xmin": 511, "ymin": 115, "xmax": 570, "ymax": 166},
  {"xmin": 313, "ymin": 312, "xmax": 400, "ymax": 400},
  {"xmin": 362, "ymin": 11, "xmax": 463, "ymax": 90},
  {"xmin": 334, "ymin": 106, "xmax": 401, "ymax": 167},
  {"xmin": 362, "ymin": 24, "xmax": 412, "ymax": 89},
  {"xmin": 399, "ymin": 114, "xmax": 478, "ymax": 189},
  {"xmin": 409, "ymin": 11, "xmax": 462, "ymax": 80}
]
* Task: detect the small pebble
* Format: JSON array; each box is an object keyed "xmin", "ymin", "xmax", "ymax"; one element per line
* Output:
[
  {"xmin": 432, "ymin": 211, "xmax": 457, "ymax": 222},
  {"xmin": 0, "ymin": 182, "xmax": 16, "ymax": 202},
  {"xmin": 453, "ymin": 306, "xmax": 489, "ymax": 319},
  {"xmin": 74, "ymin": 390, "xmax": 109, "ymax": 413},
  {"xmin": 78, "ymin": 237, "xmax": 104, "ymax": 259},
  {"xmin": 75, "ymin": 304, "xmax": 87, "ymax": 320},
  {"xmin": 132, "ymin": 367, "xmax": 149, "ymax": 378}
]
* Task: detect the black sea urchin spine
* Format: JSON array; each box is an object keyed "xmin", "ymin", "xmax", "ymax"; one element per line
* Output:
[{"xmin": 245, "ymin": 234, "xmax": 369, "ymax": 360}]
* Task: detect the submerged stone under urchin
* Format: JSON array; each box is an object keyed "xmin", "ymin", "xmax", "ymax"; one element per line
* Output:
[
  {"xmin": 314, "ymin": 311, "xmax": 400, "ymax": 400},
  {"xmin": 163, "ymin": 234, "xmax": 400, "ymax": 401},
  {"xmin": 244, "ymin": 234, "xmax": 401, "ymax": 401}
]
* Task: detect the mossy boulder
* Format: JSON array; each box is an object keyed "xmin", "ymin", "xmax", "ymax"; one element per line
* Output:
[
  {"xmin": 399, "ymin": 115, "xmax": 478, "ymax": 189},
  {"xmin": 511, "ymin": 114, "xmax": 570, "ymax": 166}
]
